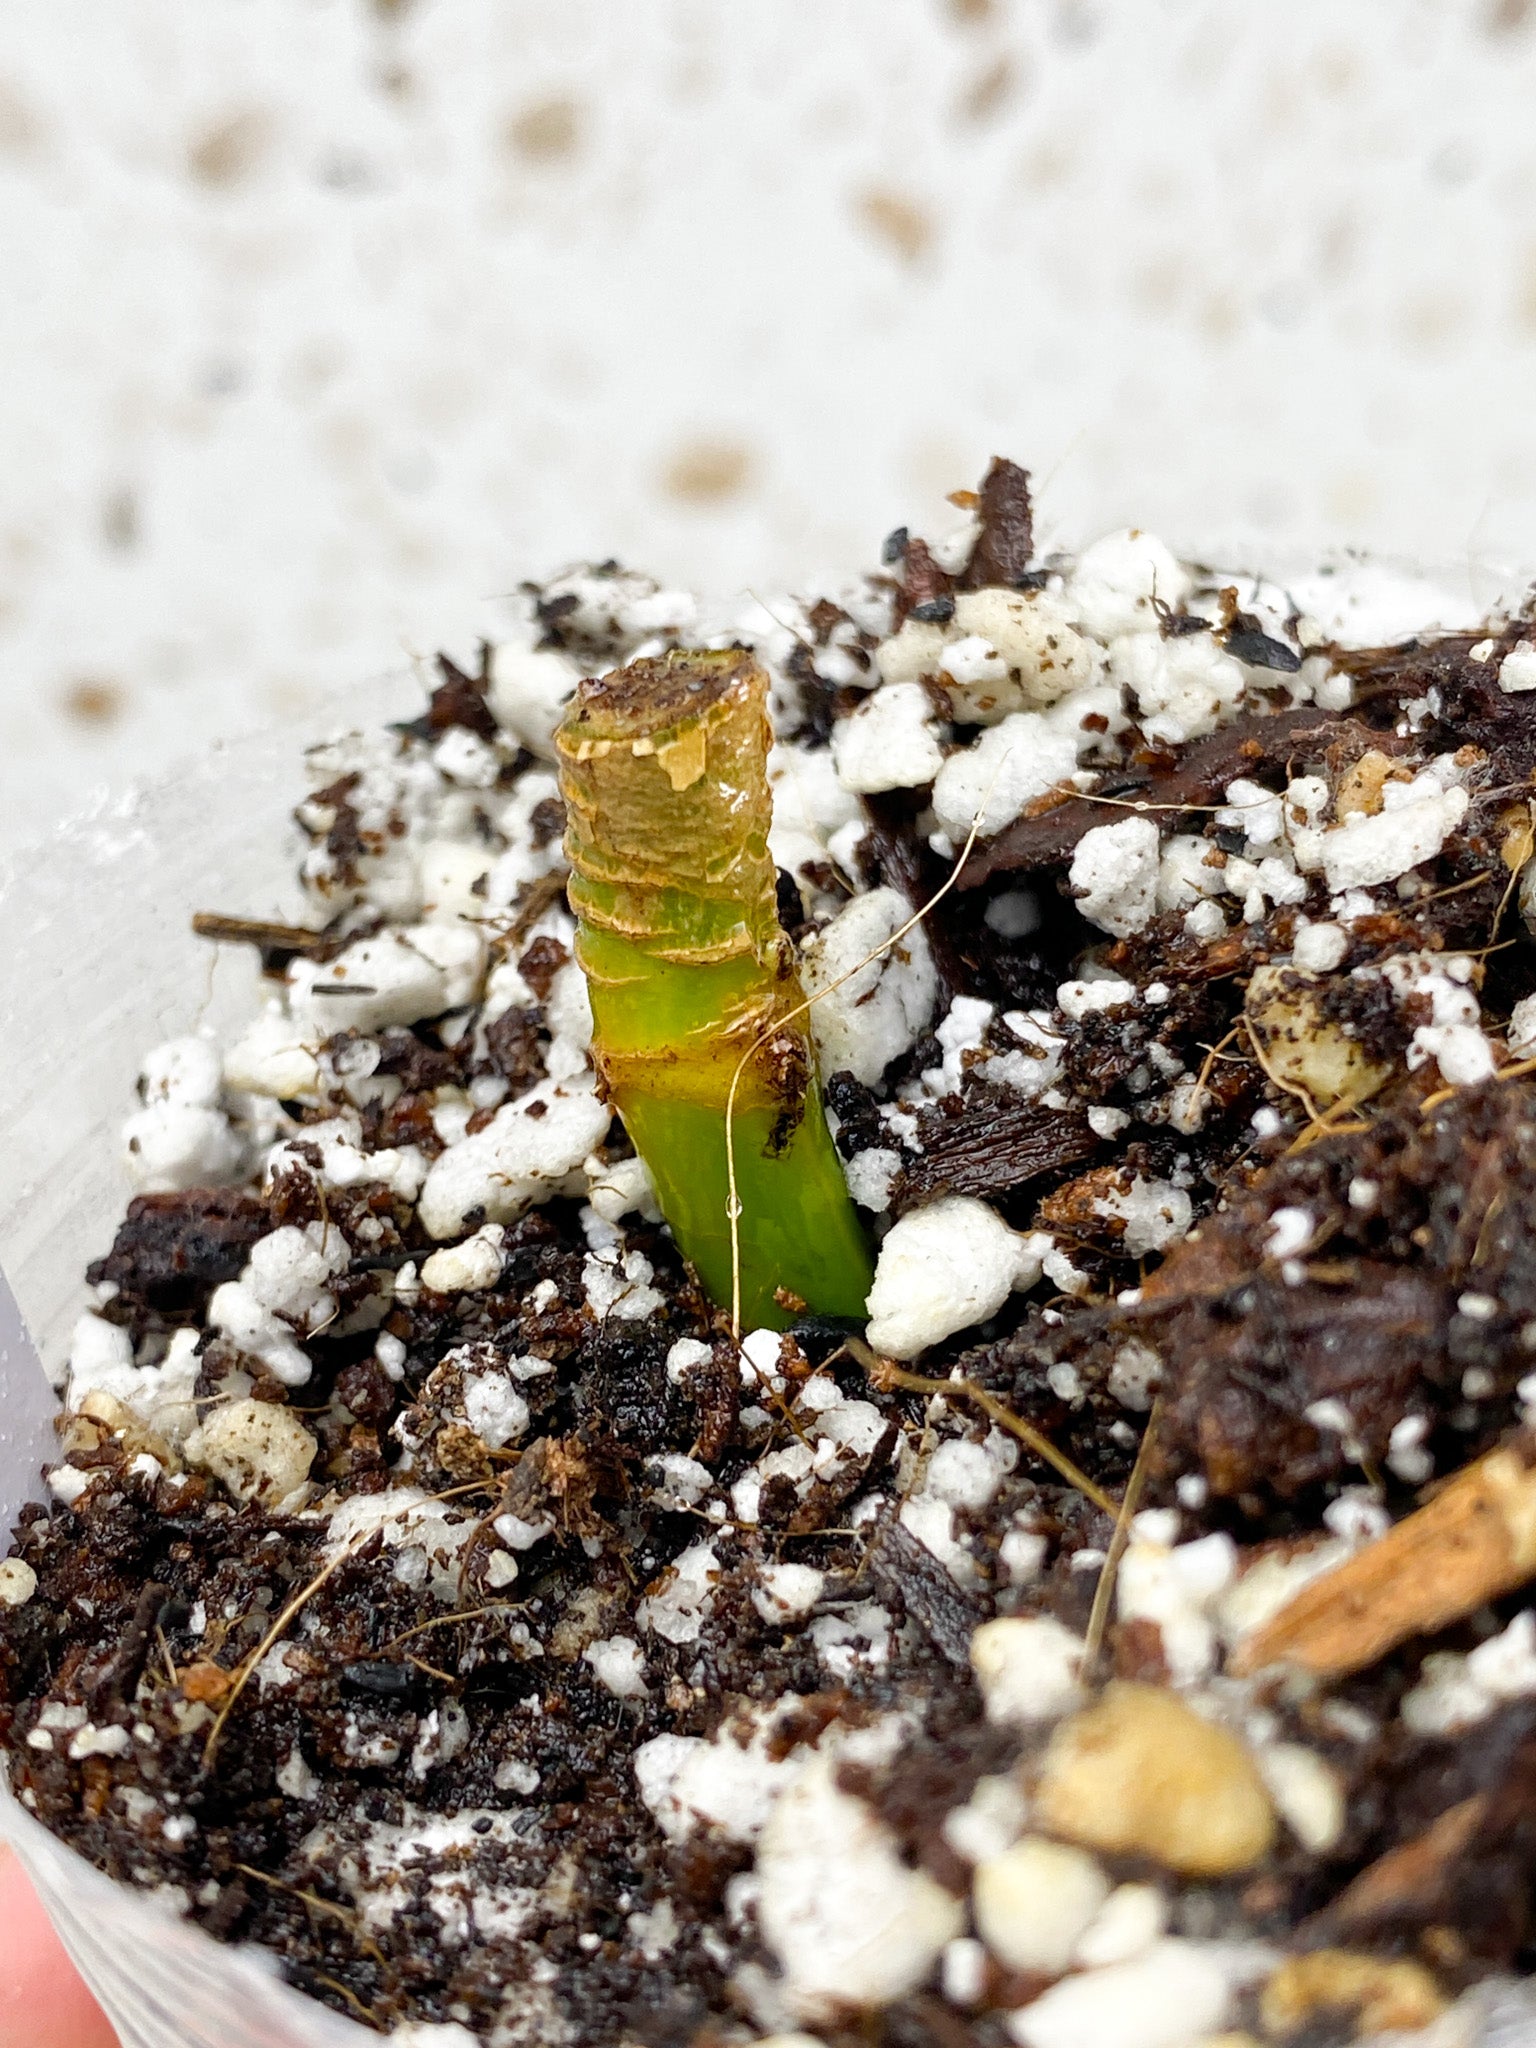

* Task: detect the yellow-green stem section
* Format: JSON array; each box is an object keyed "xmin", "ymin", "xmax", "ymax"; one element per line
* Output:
[{"xmin": 556, "ymin": 650, "xmax": 872, "ymax": 1330}]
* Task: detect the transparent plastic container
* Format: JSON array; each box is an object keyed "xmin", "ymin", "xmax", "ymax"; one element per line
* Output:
[
  {"xmin": 0, "ymin": 692, "xmax": 417, "ymax": 2048},
  {"xmin": 4, "ymin": 676, "xmax": 1536, "ymax": 2048}
]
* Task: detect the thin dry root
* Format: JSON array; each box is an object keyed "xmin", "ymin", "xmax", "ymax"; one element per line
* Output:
[{"xmin": 850, "ymin": 1338, "xmax": 1119, "ymax": 1519}]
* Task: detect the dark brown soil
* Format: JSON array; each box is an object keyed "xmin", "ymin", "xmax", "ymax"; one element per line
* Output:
[{"xmin": 8, "ymin": 534, "xmax": 1536, "ymax": 2045}]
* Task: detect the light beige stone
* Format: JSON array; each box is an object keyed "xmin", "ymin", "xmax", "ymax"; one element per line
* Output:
[
  {"xmin": 1035, "ymin": 1683, "xmax": 1276, "ymax": 1878},
  {"xmin": 973, "ymin": 1835, "xmax": 1109, "ymax": 1975},
  {"xmin": 184, "ymin": 1398, "xmax": 317, "ymax": 1507},
  {"xmin": 1244, "ymin": 965, "xmax": 1392, "ymax": 1111}
]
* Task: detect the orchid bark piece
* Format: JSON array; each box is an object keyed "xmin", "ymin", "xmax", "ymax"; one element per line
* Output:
[{"xmin": 556, "ymin": 648, "xmax": 873, "ymax": 1330}]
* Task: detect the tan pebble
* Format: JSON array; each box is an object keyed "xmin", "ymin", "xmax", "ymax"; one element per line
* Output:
[
  {"xmin": 1259, "ymin": 1950, "xmax": 1446, "ymax": 2038},
  {"xmin": 178, "ymin": 1661, "xmax": 233, "ymax": 1704},
  {"xmin": 1334, "ymin": 749, "xmax": 1411, "ymax": 819},
  {"xmin": 57, "ymin": 1412, "xmax": 107, "ymax": 1459},
  {"xmin": 1035, "ymin": 1682, "xmax": 1275, "ymax": 1877},
  {"xmin": 75, "ymin": 1390, "xmax": 175, "ymax": 1468}
]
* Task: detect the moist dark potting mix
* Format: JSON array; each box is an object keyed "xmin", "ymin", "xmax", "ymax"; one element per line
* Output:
[{"xmin": 7, "ymin": 463, "xmax": 1536, "ymax": 2048}]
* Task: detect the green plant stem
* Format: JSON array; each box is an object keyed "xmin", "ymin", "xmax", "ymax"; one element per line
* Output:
[{"xmin": 557, "ymin": 649, "xmax": 873, "ymax": 1330}]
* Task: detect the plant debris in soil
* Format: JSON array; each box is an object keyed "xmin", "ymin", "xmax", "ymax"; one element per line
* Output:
[{"xmin": 7, "ymin": 473, "xmax": 1536, "ymax": 2046}]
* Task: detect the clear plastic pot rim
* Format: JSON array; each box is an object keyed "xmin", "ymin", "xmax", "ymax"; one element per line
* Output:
[{"xmin": 0, "ymin": 680, "xmax": 416, "ymax": 2047}]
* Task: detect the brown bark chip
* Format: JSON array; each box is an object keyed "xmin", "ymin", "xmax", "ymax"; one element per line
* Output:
[
  {"xmin": 958, "ymin": 457, "xmax": 1034, "ymax": 590},
  {"xmin": 1230, "ymin": 1440, "xmax": 1536, "ymax": 1678}
]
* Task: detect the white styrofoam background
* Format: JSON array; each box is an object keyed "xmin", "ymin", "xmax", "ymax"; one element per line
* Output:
[{"xmin": 3, "ymin": 0, "xmax": 1536, "ymax": 850}]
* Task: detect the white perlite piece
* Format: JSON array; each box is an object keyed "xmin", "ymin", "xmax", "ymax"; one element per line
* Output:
[
  {"xmin": 830, "ymin": 682, "xmax": 944, "ymax": 794},
  {"xmin": 418, "ymin": 1073, "xmax": 612, "ymax": 1238},
  {"xmin": 925, "ymin": 1432, "xmax": 1017, "ymax": 1511},
  {"xmin": 585, "ymin": 1153, "xmax": 661, "ymax": 1225},
  {"xmin": 959, "ymin": 588, "xmax": 1097, "ymax": 688},
  {"xmin": 459, "ymin": 1367, "xmax": 531, "ymax": 1450},
  {"xmin": 244, "ymin": 1221, "xmax": 350, "ymax": 1325},
  {"xmin": 584, "ymin": 1246, "xmax": 667, "ymax": 1321},
  {"xmin": 865, "ymin": 1198, "xmax": 1048, "ymax": 1359},
  {"xmin": 1400, "ymin": 1610, "xmax": 1536, "ymax": 1736},
  {"xmin": 1116, "ymin": 1528, "xmax": 1237, "ymax": 1686},
  {"xmin": 923, "ymin": 993, "xmax": 995, "ymax": 1095},
  {"xmin": 941, "ymin": 1937, "xmax": 990, "ymax": 2009},
  {"xmin": 970, "ymin": 1616, "xmax": 1085, "ymax": 1726},
  {"xmin": 942, "ymin": 1774, "xmax": 1030, "ymax": 1866},
  {"xmin": 1264, "ymin": 1207, "xmax": 1314, "ymax": 1262},
  {"xmin": 943, "ymin": 591, "xmax": 1099, "ymax": 721},
  {"xmin": 419, "ymin": 836, "xmax": 497, "ymax": 923},
  {"xmin": 411, "ymin": 1700, "xmax": 471, "ymax": 1780},
  {"xmin": 223, "ymin": 1005, "xmax": 323, "ymax": 1101},
  {"xmin": 207, "ymin": 1279, "xmax": 314, "ymax": 1386},
  {"xmin": 1093, "ymin": 1177, "xmax": 1193, "ymax": 1258},
  {"xmin": 1072, "ymin": 1884, "xmax": 1167, "ymax": 1969},
  {"xmin": 931, "ymin": 711, "xmax": 1080, "ymax": 843},
  {"xmin": 1068, "ymin": 530, "xmax": 1191, "ymax": 641},
  {"xmin": 267, "ymin": 1114, "xmax": 426, "ymax": 1205},
  {"xmin": 1110, "ymin": 633, "xmax": 1246, "ymax": 747},
  {"xmin": 1057, "ymin": 976, "xmax": 1135, "ymax": 1021},
  {"xmin": 1069, "ymin": 815, "xmax": 1161, "ymax": 937},
  {"xmin": 1499, "ymin": 642, "xmax": 1536, "ymax": 694},
  {"xmin": 1509, "ymin": 992, "xmax": 1536, "ymax": 1059},
  {"xmin": 122, "ymin": 1035, "xmax": 243, "ymax": 1192},
  {"xmin": 756, "ymin": 1755, "xmax": 964, "ymax": 2017},
  {"xmin": 1320, "ymin": 779, "xmax": 1468, "ymax": 892},
  {"xmin": 899, "ymin": 1431, "xmax": 1018, "ymax": 1591},
  {"xmin": 769, "ymin": 737, "xmax": 864, "ymax": 868},
  {"xmin": 844, "ymin": 1147, "xmax": 903, "ymax": 1214},
  {"xmin": 1215, "ymin": 777, "xmax": 1284, "ymax": 850},
  {"xmin": 647, "ymin": 1453, "xmax": 714, "ymax": 1511},
  {"xmin": 1157, "ymin": 833, "xmax": 1226, "ymax": 912},
  {"xmin": 632, "ymin": 1718, "xmax": 801, "ymax": 1847},
  {"xmin": 800, "ymin": 887, "xmax": 937, "ymax": 1086},
  {"xmin": 664, "ymin": 1337, "xmax": 713, "ymax": 1386},
  {"xmin": 876, "ymin": 589, "xmax": 1097, "ymax": 722},
  {"xmin": 636, "ymin": 1539, "xmax": 720, "ymax": 1645},
  {"xmin": 66, "ymin": 1316, "xmax": 202, "ymax": 1446},
  {"xmin": 1292, "ymin": 919, "xmax": 1348, "ymax": 973},
  {"xmin": 583, "ymin": 1636, "xmax": 648, "ymax": 1699},
  {"xmin": 1106, "ymin": 1340, "xmax": 1162, "ymax": 1412},
  {"xmin": 1005, "ymin": 1939, "xmax": 1231, "ymax": 2048},
  {"xmin": 289, "ymin": 923, "xmax": 486, "ymax": 1036},
  {"xmin": 486, "ymin": 639, "xmax": 581, "ymax": 756},
  {"xmin": 183, "ymin": 1399, "xmax": 317, "ymax": 1508},
  {"xmin": 327, "ymin": 1487, "xmax": 482, "ymax": 1605},
  {"xmin": 420, "ymin": 1224, "xmax": 506, "ymax": 1295},
  {"xmin": 1256, "ymin": 1743, "xmax": 1345, "ymax": 1854},
  {"xmin": 753, "ymin": 1563, "xmax": 826, "ymax": 1624}
]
